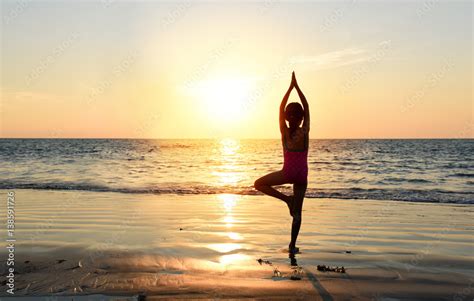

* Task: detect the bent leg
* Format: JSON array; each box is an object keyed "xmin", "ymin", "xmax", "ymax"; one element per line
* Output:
[
  {"xmin": 254, "ymin": 170, "xmax": 293, "ymax": 214},
  {"xmin": 289, "ymin": 182, "xmax": 307, "ymax": 250},
  {"xmin": 254, "ymin": 170, "xmax": 290, "ymax": 202}
]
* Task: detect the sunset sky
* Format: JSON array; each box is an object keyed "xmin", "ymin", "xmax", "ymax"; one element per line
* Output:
[{"xmin": 1, "ymin": 0, "xmax": 472, "ymax": 139}]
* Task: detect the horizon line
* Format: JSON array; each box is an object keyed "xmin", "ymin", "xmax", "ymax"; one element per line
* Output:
[{"xmin": 0, "ymin": 137, "xmax": 472, "ymax": 140}]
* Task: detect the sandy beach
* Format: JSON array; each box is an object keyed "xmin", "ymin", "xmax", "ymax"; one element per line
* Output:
[{"xmin": 0, "ymin": 189, "xmax": 472, "ymax": 300}]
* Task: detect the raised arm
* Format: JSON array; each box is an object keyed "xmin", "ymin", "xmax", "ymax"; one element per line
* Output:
[
  {"xmin": 294, "ymin": 76, "xmax": 310, "ymax": 133},
  {"xmin": 279, "ymin": 73, "xmax": 295, "ymax": 133}
]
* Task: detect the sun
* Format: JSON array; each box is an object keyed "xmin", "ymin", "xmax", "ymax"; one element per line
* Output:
[{"xmin": 187, "ymin": 76, "xmax": 255, "ymax": 124}]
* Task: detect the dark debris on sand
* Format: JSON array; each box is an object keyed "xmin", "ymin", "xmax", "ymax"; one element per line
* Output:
[
  {"xmin": 257, "ymin": 257, "xmax": 306, "ymax": 280},
  {"xmin": 317, "ymin": 264, "xmax": 346, "ymax": 273},
  {"xmin": 257, "ymin": 258, "xmax": 273, "ymax": 266},
  {"xmin": 290, "ymin": 266, "xmax": 303, "ymax": 280}
]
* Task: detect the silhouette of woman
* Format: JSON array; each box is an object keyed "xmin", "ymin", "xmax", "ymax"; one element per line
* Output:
[{"xmin": 254, "ymin": 71, "xmax": 310, "ymax": 254}]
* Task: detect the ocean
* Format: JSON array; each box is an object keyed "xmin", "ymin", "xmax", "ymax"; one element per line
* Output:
[{"xmin": 1, "ymin": 139, "xmax": 473, "ymax": 204}]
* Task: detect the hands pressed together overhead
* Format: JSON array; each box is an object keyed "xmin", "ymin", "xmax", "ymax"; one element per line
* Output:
[{"xmin": 290, "ymin": 71, "xmax": 298, "ymax": 89}]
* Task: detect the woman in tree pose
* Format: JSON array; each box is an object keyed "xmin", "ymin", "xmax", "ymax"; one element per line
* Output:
[{"xmin": 254, "ymin": 71, "xmax": 310, "ymax": 254}]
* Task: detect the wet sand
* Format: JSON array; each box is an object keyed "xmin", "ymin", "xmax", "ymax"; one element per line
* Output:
[{"xmin": 0, "ymin": 190, "xmax": 473, "ymax": 300}]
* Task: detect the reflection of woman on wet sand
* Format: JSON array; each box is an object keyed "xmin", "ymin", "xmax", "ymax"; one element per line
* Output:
[{"xmin": 254, "ymin": 71, "xmax": 309, "ymax": 254}]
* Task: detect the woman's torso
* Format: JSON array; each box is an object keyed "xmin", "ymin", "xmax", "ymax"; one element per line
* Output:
[{"xmin": 282, "ymin": 127, "xmax": 308, "ymax": 152}]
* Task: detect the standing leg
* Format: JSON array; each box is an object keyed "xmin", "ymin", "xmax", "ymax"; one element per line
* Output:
[
  {"xmin": 254, "ymin": 170, "xmax": 293, "ymax": 215},
  {"xmin": 289, "ymin": 182, "xmax": 307, "ymax": 252}
]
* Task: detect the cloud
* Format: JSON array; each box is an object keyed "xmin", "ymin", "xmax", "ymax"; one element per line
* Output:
[{"xmin": 290, "ymin": 41, "xmax": 391, "ymax": 70}]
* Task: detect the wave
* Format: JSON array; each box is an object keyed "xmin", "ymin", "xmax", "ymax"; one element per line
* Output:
[
  {"xmin": 450, "ymin": 173, "xmax": 474, "ymax": 178},
  {"xmin": 378, "ymin": 177, "xmax": 432, "ymax": 184},
  {"xmin": 0, "ymin": 182, "xmax": 472, "ymax": 204}
]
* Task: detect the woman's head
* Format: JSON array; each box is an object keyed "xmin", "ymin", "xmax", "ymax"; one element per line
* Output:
[{"xmin": 285, "ymin": 102, "xmax": 304, "ymax": 126}]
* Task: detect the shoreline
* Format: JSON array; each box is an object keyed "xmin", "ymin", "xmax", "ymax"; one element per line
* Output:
[
  {"xmin": 0, "ymin": 190, "xmax": 472, "ymax": 300},
  {"xmin": 0, "ymin": 187, "xmax": 472, "ymax": 205}
]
